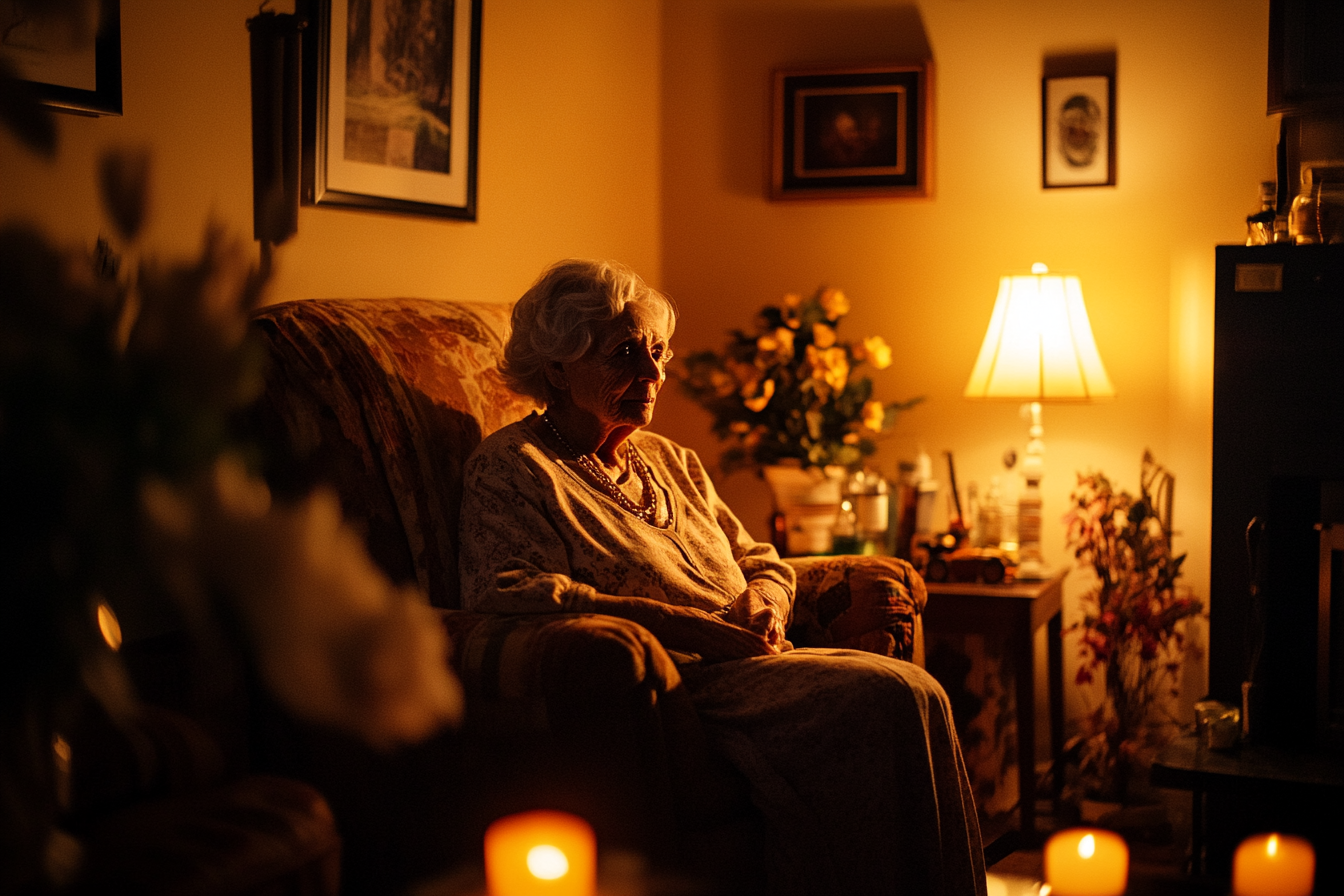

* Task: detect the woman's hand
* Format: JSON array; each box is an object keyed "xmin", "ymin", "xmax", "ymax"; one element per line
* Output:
[
  {"xmin": 723, "ymin": 588, "xmax": 789, "ymax": 650},
  {"xmin": 584, "ymin": 594, "xmax": 776, "ymax": 661}
]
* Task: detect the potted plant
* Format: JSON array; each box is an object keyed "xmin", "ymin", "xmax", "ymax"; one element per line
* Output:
[{"xmin": 1062, "ymin": 451, "xmax": 1203, "ymax": 807}]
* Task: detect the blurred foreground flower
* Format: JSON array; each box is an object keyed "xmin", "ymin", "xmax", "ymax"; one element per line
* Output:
[
  {"xmin": 1, "ymin": 148, "xmax": 463, "ymax": 759},
  {"xmin": 142, "ymin": 458, "xmax": 462, "ymax": 748}
]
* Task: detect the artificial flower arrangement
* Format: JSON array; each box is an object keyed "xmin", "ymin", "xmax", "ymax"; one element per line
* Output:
[
  {"xmin": 1062, "ymin": 451, "xmax": 1203, "ymax": 802},
  {"xmin": 676, "ymin": 286, "xmax": 920, "ymax": 472}
]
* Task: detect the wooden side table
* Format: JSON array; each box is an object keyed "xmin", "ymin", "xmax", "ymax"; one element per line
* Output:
[{"xmin": 922, "ymin": 569, "xmax": 1068, "ymax": 843}]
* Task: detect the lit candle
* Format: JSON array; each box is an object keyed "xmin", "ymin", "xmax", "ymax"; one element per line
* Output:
[
  {"xmin": 1044, "ymin": 828, "xmax": 1128, "ymax": 896},
  {"xmin": 484, "ymin": 810, "xmax": 596, "ymax": 896},
  {"xmin": 1232, "ymin": 833, "xmax": 1315, "ymax": 896}
]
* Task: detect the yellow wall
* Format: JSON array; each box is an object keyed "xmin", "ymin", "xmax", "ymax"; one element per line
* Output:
[
  {"xmin": 0, "ymin": 0, "xmax": 663, "ymax": 304},
  {"xmin": 2, "ymin": 0, "xmax": 1278, "ymax": 748},
  {"xmin": 655, "ymin": 0, "xmax": 1276, "ymax": 731}
]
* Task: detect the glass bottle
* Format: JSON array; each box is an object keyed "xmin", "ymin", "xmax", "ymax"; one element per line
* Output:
[
  {"xmin": 830, "ymin": 497, "xmax": 862, "ymax": 555},
  {"xmin": 849, "ymin": 468, "xmax": 890, "ymax": 550},
  {"xmin": 1245, "ymin": 180, "xmax": 1277, "ymax": 246},
  {"xmin": 977, "ymin": 476, "xmax": 1003, "ymax": 548}
]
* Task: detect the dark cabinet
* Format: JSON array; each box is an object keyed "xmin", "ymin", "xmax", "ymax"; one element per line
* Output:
[{"xmin": 1210, "ymin": 244, "xmax": 1344, "ymax": 746}]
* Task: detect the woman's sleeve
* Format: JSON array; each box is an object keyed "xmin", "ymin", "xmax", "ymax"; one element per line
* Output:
[
  {"xmin": 457, "ymin": 447, "xmax": 598, "ymax": 615},
  {"xmin": 681, "ymin": 447, "xmax": 795, "ymax": 621}
]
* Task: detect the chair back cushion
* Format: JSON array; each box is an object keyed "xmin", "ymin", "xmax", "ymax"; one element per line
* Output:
[{"xmin": 249, "ymin": 298, "xmax": 537, "ymax": 609}]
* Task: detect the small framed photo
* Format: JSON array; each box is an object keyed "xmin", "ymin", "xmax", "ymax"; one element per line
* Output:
[
  {"xmin": 771, "ymin": 64, "xmax": 930, "ymax": 200},
  {"xmin": 1042, "ymin": 74, "xmax": 1114, "ymax": 188},
  {"xmin": 0, "ymin": 0, "xmax": 121, "ymax": 117},
  {"xmin": 302, "ymin": 0, "xmax": 481, "ymax": 219}
]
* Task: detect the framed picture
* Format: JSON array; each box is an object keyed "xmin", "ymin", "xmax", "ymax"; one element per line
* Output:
[
  {"xmin": 0, "ymin": 0, "xmax": 121, "ymax": 116},
  {"xmin": 771, "ymin": 63, "xmax": 930, "ymax": 200},
  {"xmin": 1042, "ymin": 74, "xmax": 1114, "ymax": 188},
  {"xmin": 301, "ymin": 0, "xmax": 480, "ymax": 220}
]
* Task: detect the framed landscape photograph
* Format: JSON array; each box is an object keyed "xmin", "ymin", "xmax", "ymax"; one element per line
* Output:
[
  {"xmin": 302, "ymin": 0, "xmax": 480, "ymax": 219},
  {"xmin": 771, "ymin": 63, "xmax": 930, "ymax": 200},
  {"xmin": 1042, "ymin": 74, "xmax": 1114, "ymax": 188},
  {"xmin": 0, "ymin": 0, "xmax": 121, "ymax": 116}
]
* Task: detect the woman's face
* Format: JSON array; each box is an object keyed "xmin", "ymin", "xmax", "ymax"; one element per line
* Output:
[{"xmin": 560, "ymin": 301, "xmax": 673, "ymax": 430}]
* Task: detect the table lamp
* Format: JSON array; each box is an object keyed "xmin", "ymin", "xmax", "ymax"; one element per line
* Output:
[{"xmin": 964, "ymin": 263, "xmax": 1114, "ymax": 579}]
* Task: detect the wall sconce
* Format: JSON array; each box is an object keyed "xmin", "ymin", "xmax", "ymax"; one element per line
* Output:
[{"xmin": 964, "ymin": 264, "xmax": 1114, "ymax": 578}]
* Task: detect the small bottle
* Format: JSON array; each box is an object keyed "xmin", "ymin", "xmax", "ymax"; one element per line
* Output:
[
  {"xmin": 830, "ymin": 498, "xmax": 862, "ymax": 555},
  {"xmin": 978, "ymin": 476, "xmax": 1003, "ymax": 548},
  {"xmin": 891, "ymin": 461, "xmax": 919, "ymax": 559},
  {"xmin": 1245, "ymin": 180, "xmax": 1277, "ymax": 246}
]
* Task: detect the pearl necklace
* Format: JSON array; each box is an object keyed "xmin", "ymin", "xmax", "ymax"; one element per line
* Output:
[{"xmin": 541, "ymin": 412, "xmax": 660, "ymax": 525}]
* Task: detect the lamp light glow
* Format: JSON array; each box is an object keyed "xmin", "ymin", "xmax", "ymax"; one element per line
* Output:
[
  {"xmin": 964, "ymin": 265, "xmax": 1114, "ymax": 578},
  {"xmin": 485, "ymin": 810, "xmax": 595, "ymax": 896},
  {"xmin": 1044, "ymin": 827, "xmax": 1128, "ymax": 896},
  {"xmin": 1232, "ymin": 832, "xmax": 1315, "ymax": 896},
  {"xmin": 963, "ymin": 265, "xmax": 1114, "ymax": 403}
]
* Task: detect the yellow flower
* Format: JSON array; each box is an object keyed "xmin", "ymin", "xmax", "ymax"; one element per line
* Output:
[
  {"xmin": 783, "ymin": 292, "xmax": 802, "ymax": 309},
  {"xmin": 729, "ymin": 420, "xmax": 751, "ymax": 434},
  {"xmin": 807, "ymin": 345, "xmax": 849, "ymax": 394},
  {"xmin": 863, "ymin": 336, "xmax": 892, "ymax": 370},
  {"xmin": 743, "ymin": 378, "xmax": 775, "ymax": 412},
  {"xmin": 709, "ymin": 369, "xmax": 736, "ymax": 397},
  {"xmin": 862, "ymin": 400, "xmax": 885, "ymax": 431},
  {"xmin": 819, "ymin": 287, "xmax": 850, "ymax": 320},
  {"xmin": 843, "ymin": 432, "xmax": 861, "ymax": 445},
  {"xmin": 757, "ymin": 332, "xmax": 779, "ymax": 353},
  {"xmin": 774, "ymin": 326, "xmax": 795, "ymax": 356},
  {"xmin": 812, "ymin": 322, "xmax": 836, "ymax": 349}
]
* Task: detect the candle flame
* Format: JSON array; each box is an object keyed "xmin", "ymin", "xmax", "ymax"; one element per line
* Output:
[
  {"xmin": 1078, "ymin": 833, "xmax": 1096, "ymax": 859},
  {"xmin": 1267, "ymin": 834, "xmax": 1279, "ymax": 857},
  {"xmin": 526, "ymin": 844, "xmax": 569, "ymax": 880}
]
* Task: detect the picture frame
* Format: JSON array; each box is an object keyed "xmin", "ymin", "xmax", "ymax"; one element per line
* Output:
[
  {"xmin": 301, "ymin": 0, "xmax": 480, "ymax": 220},
  {"xmin": 0, "ymin": 0, "xmax": 121, "ymax": 116},
  {"xmin": 771, "ymin": 63, "xmax": 930, "ymax": 200},
  {"xmin": 1042, "ymin": 74, "xmax": 1114, "ymax": 188}
]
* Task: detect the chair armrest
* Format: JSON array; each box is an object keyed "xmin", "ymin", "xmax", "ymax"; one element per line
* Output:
[
  {"xmin": 441, "ymin": 610, "xmax": 683, "ymax": 706},
  {"xmin": 785, "ymin": 555, "xmax": 927, "ymax": 664}
]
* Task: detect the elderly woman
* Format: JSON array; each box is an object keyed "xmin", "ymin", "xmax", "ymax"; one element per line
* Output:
[{"xmin": 458, "ymin": 259, "xmax": 986, "ymax": 896}]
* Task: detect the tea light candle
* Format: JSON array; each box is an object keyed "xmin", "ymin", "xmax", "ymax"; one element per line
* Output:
[
  {"xmin": 1044, "ymin": 828, "xmax": 1128, "ymax": 896},
  {"xmin": 484, "ymin": 810, "xmax": 596, "ymax": 896},
  {"xmin": 1232, "ymin": 833, "xmax": 1315, "ymax": 896}
]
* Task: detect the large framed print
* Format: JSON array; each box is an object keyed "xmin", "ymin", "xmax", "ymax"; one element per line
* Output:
[
  {"xmin": 302, "ymin": 0, "xmax": 480, "ymax": 219},
  {"xmin": 771, "ymin": 64, "xmax": 930, "ymax": 200},
  {"xmin": 0, "ymin": 0, "xmax": 121, "ymax": 116},
  {"xmin": 1042, "ymin": 74, "xmax": 1114, "ymax": 188}
]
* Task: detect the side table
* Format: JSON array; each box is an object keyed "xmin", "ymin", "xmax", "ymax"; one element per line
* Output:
[
  {"xmin": 922, "ymin": 569, "xmax": 1068, "ymax": 847},
  {"xmin": 1150, "ymin": 734, "xmax": 1344, "ymax": 884}
]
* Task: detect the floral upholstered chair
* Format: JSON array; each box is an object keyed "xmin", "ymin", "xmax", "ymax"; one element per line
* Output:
[{"xmin": 248, "ymin": 297, "xmax": 927, "ymax": 890}]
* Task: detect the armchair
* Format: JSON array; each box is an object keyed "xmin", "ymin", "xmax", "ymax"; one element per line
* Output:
[{"xmin": 248, "ymin": 297, "xmax": 928, "ymax": 893}]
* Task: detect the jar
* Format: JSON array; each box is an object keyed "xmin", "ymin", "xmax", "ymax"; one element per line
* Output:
[{"xmin": 1289, "ymin": 164, "xmax": 1344, "ymax": 245}]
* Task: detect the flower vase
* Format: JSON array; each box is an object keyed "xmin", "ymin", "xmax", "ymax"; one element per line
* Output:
[{"xmin": 763, "ymin": 464, "xmax": 846, "ymax": 556}]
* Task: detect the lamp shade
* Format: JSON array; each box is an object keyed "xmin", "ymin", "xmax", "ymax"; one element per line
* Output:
[{"xmin": 964, "ymin": 264, "xmax": 1114, "ymax": 401}]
